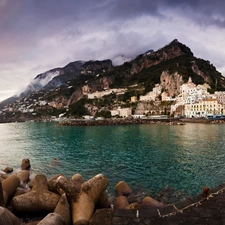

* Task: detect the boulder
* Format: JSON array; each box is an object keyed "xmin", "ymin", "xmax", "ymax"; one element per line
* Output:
[
  {"xmin": 114, "ymin": 195, "xmax": 129, "ymax": 209},
  {"xmin": 115, "ymin": 181, "xmax": 132, "ymax": 196},
  {"xmin": 21, "ymin": 158, "xmax": 31, "ymax": 170}
]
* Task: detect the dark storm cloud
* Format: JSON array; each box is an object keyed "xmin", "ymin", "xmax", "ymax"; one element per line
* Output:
[{"xmin": 0, "ymin": 0, "xmax": 225, "ymax": 101}]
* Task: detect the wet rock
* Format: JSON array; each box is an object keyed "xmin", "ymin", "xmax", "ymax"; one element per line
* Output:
[
  {"xmin": 115, "ymin": 181, "xmax": 132, "ymax": 196},
  {"xmin": 21, "ymin": 158, "xmax": 31, "ymax": 170}
]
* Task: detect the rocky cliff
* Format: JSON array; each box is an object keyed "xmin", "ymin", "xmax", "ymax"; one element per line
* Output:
[{"xmin": 160, "ymin": 71, "xmax": 184, "ymax": 97}]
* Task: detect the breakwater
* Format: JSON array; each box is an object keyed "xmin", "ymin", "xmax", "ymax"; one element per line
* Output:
[
  {"xmin": 59, "ymin": 118, "xmax": 180, "ymax": 126},
  {"xmin": 59, "ymin": 117, "xmax": 225, "ymax": 126},
  {"xmin": 0, "ymin": 159, "xmax": 178, "ymax": 225},
  {"xmin": 1, "ymin": 159, "xmax": 224, "ymax": 225}
]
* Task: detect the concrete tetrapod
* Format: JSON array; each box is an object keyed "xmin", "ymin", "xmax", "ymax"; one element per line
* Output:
[
  {"xmin": 56, "ymin": 176, "xmax": 82, "ymax": 201},
  {"xmin": 17, "ymin": 170, "xmax": 30, "ymax": 183},
  {"xmin": 37, "ymin": 213, "xmax": 66, "ymax": 225},
  {"xmin": 0, "ymin": 206, "xmax": 13, "ymax": 225},
  {"xmin": 48, "ymin": 174, "xmax": 65, "ymax": 195},
  {"xmin": 71, "ymin": 174, "xmax": 109, "ymax": 225},
  {"xmin": 11, "ymin": 174, "xmax": 60, "ymax": 213},
  {"xmin": 3, "ymin": 207, "xmax": 22, "ymax": 225},
  {"xmin": 54, "ymin": 193, "xmax": 71, "ymax": 225},
  {"xmin": 2, "ymin": 174, "xmax": 20, "ymax": 205}
]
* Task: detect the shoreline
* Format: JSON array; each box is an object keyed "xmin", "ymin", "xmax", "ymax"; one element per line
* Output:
[
  {"xmin": 59, "ymin": 117, "xmax": 225, "ymax": 126},
  {"xmin": 1, "ymin": 117, "xmax": 225, "ymax": 125},
  {"xmin": 1, "ymin": 164, "xmax": 224, "ymax": 224}
]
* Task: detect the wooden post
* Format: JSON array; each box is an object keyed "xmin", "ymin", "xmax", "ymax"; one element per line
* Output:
[{"xmin": 0, "ymin": 181, "xmax": 4, "ymax": 207}]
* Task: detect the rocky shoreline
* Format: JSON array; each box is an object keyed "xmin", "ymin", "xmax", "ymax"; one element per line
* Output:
[{"xmin": 0, "ymin": 159, "xmax": 197, "ymax": 225}]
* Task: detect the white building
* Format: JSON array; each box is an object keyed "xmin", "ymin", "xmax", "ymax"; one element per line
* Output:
[
  {"xmin": 171, "ymin": 77, "xmax": 212, "ymax": 115},
  {"xmin": 214, "ymin": 91, "xmax": 225, "ymax": 104},
  {"xmin": 140, "ymin": 84, "xmax": 162, "ymax": 101},
  {"xmin": 110, "ymin": 108, "xmax": 132, "ymax": 117},
  {"xmin": 184, "ymin": 98, "xmax": 224, "ymax": 118},
  {"xmin": 87, "ymin": 88, "xmax": 126, "ymax": 99},
  {"xmin": 180, "ymin": 77, "xmax": 210, "ymax": 104}
]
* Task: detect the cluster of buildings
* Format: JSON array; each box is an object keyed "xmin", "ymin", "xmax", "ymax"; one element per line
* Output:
[
  {"xmin": 1, "ymin": 76, "xmax": 225, "ymax": 120},
  {"xmin": 139, "ymin": 77, "xmax": 225, "ymax": 118},
  {"xmin": 0, "ymin": 95, "xmax": 65, "ymax": 118}
]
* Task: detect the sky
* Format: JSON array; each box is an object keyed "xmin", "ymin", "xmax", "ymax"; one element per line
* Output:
[{"xmin": 1, "ymin": 0, "xmax": 225, "ymax": 101}]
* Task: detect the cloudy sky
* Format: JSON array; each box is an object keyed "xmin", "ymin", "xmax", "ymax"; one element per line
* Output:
[{"xmin": 1, "ymin": 0, "xmax": 225, "ymax": 101}]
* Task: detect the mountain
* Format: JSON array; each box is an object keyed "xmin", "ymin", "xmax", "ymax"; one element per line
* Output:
[
  {"xmin": 1, "ymin": 39, "xmax": 225, "ymax": 119},
  {"xmin": 21, "ymin": 60, "xmax": 113, "ymax": 96},
  {"xmin": 70, "ymin": 39, "xmax": 224, "ymax": 102}
]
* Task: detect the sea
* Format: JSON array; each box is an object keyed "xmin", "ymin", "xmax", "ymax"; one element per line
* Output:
[{"xmin": 1, "ymin": 121, "xmax": 225, "ymax": 203}]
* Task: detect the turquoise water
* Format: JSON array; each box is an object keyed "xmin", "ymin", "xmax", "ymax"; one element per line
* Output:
[{"xmin": 1, "ymin": 122, "xmax": 225, "ymax": 199}]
